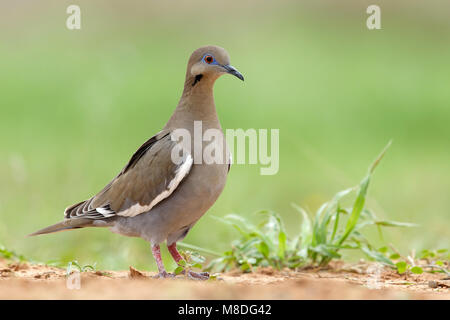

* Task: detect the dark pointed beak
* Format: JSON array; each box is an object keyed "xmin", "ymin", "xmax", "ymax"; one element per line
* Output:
[{"xmin": 222, "ymin": 64, "xmax": 244, "ymax": 81}]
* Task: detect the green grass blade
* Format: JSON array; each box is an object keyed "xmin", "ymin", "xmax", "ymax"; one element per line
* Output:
[
  {"xmin": 374, "ymin": 221, "xmax": 419, "ymax": 228},
  {"xmin": 338, "ymin": 175, "xmax": 370, "ymax": 245},
  {"xmin": 337, "ymin": 142, "xmax": 391, "ymax": 245},
  {"xmin": 291, "ymin": 203, "xmax": 312, "ymax": 248},
  {"xmin": 330, "ymin": 205, "xmax": 341, "ymax": 242},
  {"xmin": 278, "ymin": 231, "xmax": 287, "ymax": 259},
  {"xmin": 368, "ymin": 140, "xmax": 392, "ymax": 174},
  {"xmin": 312, "ymin": 202, "xmax": 328, "ymax": 245},
  {"xmin": 362, "ymin": 247, "xmax": 394, "ymax": 266},
  {"xmin": 320, "ymin": 188, "xmax": 353, "ymax": 231}
]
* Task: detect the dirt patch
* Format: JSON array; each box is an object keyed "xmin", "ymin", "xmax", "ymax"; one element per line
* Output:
[{"xmin": 0, "ymin": 259, "xmax": 448, "ymax": 299}]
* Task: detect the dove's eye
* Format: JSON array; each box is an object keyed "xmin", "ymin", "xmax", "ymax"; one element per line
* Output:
[{"xmin": 204, "ymin": 55, "xmax": 214, "ymax": 64}]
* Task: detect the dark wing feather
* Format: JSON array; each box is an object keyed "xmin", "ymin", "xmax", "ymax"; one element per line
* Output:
[{"xmin": 120, "ymin": 131, "xmax": 170, "ymax": 175}]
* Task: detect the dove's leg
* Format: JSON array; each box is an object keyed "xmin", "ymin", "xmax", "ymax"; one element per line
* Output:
[
  {"xmin": 167, "ymin": 242, "xmax": 209, "ymax": 280},
  {"xmin": 167, "ymin": 242, "xmax": 183, "ymax": 262},
  {"xmin": 151, "ymin": 244, "xmax": 173, "ymax": 278}
]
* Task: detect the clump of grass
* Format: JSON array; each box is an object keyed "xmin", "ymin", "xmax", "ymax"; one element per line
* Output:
[{"xmin": 206, "ymin": 142, "xmax": 426, "ymax": 273}]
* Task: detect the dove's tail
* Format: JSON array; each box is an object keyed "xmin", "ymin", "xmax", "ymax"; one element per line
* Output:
[{"xmin": 28, "ymin": 218, "xmax": 97, "ymax": 236}]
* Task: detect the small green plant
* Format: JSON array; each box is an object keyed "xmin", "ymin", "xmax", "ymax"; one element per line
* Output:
[
  {"xmin": 207, "ymin": 142, "xmax": 430, "ymax": 273},
  {"xmin": 173, "ymin": 250, "xmax": 205, "ymax": 275},
  {"xmin": 381, "ymin": 247, "xmax": 449, "ymax": 276},
  {"xmin": 172, "ymin": 250, "xmax": 219, "ymax": 280},
  {"xmin": 66, "ymin": 260, "xmax": 97, "ymax": 276}
]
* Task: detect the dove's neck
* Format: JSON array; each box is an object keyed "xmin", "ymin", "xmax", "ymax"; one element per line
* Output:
[{"xmin": 165, "ymin": 74, "xmax": 221, "ymax": 130}]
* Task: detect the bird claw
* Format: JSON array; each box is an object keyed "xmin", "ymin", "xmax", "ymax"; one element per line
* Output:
[
  {"xmin": 153, "ymin": 271, "xmax": 175, "ymax": 279},
  {"xmin": 185, "ymin": 270, "xmax": 210, "ymax": 281},
  {"xmin": 152, "ymin": 270, "xmax": 209, "ymax": 280}
]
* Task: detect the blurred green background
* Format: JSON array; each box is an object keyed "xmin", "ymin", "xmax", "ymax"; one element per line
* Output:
[{"xmin": 0, "ymin": 0, "xmax": 449, "ymax": 270}]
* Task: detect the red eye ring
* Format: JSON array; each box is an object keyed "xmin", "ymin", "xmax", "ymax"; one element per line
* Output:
[{"xmin": 204, "ymin": 55, "xmax": 214, "ymax": 64}]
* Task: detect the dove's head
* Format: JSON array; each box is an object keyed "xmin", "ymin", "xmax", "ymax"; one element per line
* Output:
[{"xmin": 186, "ymin": 45, "xmax": 244, "ymax": 86}]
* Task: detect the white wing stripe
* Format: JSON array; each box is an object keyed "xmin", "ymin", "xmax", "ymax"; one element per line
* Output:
[
  {"xmin": 117, "ymin": 154, "xmax": 193, "ymax": 218},
  {"xmin": 95, "ymin": 206, "xmax": 115, "ymax": 218}
]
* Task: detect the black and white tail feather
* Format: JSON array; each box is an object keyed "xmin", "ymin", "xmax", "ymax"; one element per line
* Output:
[{"xmin": 29, "ymin": 130, "xmax": 193, "ymax": 236}]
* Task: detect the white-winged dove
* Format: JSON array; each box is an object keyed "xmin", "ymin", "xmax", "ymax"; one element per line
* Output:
[{"xmin": 30, "ymin": 45, "xmax": 244, "ymax": 279}]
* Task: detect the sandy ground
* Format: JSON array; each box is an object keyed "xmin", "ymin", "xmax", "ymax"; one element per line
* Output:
[{"xmin": 0, "ymin": 259, "xmax": 449, "ymax": 300}]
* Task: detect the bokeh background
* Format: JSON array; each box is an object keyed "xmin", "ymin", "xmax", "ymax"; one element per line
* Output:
[{"xmin": 1, "ymin": 0, "xmax": 449, "ymax": 270}]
